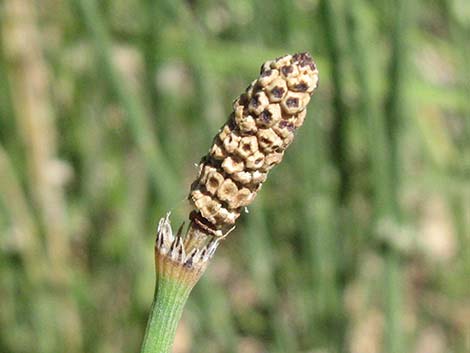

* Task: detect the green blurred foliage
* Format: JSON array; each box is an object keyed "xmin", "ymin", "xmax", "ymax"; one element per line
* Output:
[{"xmin": 0, "ymin": 0, "xmax": 469, "ymax": 352}]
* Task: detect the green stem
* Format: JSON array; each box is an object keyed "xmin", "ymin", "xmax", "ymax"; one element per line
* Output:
[
  {"xmin": 348, "ymin": 1, "xmax": 409, "ymax": 352},
  {"xmin": 320, "ymin": 0, "xmax": 350, "ymax": 202},
  {"xmin": 75, "ymin": 0, "xmax": 179, "ymax": 207},
  {"xmin": 140, "ymin": 275, "xmax": 193, "ymax": 353}
]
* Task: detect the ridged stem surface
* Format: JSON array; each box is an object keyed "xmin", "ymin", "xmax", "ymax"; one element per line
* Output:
[{"xmin": 140, "ymin": 275, "xmax": 192, "ymax": 353}]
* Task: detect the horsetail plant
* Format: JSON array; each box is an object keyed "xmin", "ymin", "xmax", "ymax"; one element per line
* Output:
[{"xmin": 140, "ymin": 53, "xmax": 319, "ymax": 353}]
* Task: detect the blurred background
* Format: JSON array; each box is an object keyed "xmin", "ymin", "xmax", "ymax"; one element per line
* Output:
[{"xmin": 1, "ymin": 0, "xmax": 469, "ymax": 352}]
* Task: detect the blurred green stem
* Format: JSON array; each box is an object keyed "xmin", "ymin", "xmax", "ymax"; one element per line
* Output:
[
  {"xmin": 382, "ymin": 1, "xmax": 411, "ymax": 351},
  {"xmin": 76, "ymin": 0, "xmax": 179, "ymax": 207},
  {"xmin": 140, "ymin": 276, "xmax": 192, "ymax": 353},
  {"xmin": 320, "ymin": 0, "xmax": 350, "ymax": 201},
  {"xmin": 348, "ymin": 0, "xmax": 410, "ymax": 352}
]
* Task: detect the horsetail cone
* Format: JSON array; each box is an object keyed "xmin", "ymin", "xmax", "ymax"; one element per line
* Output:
[
  {"xmin": 154, "ymin": 53, "xmax": 318, "ymax": 278},
  {"xmin": 189, "ymin": 52, "xmax": 319, "ymax": 236}
]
